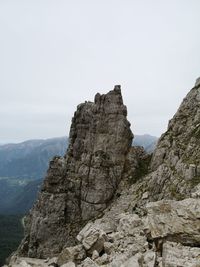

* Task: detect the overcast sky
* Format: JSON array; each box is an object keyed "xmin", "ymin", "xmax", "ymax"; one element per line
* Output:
[{"xmin": 0, "ymin": 0, "xmax": 200, "ymax": 143}]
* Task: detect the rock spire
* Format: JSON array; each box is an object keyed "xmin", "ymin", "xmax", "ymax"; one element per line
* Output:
[
  {"xmin": 7, "ymin": 79, "xmax": 200, "ymax": 267},
  {"xmin": 18, "ymin": 86, "xmax": 133, "ymax": 258}
]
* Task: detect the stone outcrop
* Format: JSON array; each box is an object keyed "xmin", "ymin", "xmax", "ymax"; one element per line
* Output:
[
  {"xmin": 162, "ymin": 242, "xmax": 200, "ymax": 267},
  {"xmin": 7, "ymin": 79, "xmax": 200, "ymax": 266},
  {"xmin": 147, "ymin": 79, "xmax": 200, "ymax": 200},
  {"xmin": 57, "ymin": 245, "xmax": 86, "ymax": 266},
  {"xmin": 146, "ymin": 198, "xmax": 200, "ymax": 246},
  {"xmin": 17, "ymin": 86, "xmax": 134, "ymax": 258}
]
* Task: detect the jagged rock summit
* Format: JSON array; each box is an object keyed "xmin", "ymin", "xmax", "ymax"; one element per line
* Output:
[
  {"xmin": 18, "ymin": 86, "xmax": 134, "ymax": 258},
  {"xmin": 7, "ymin": 80, "xmax": 200, "ymax": 267}
]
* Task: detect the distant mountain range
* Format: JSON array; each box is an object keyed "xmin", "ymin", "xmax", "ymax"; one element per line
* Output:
[
  {"xmin": 0, "ymin": 137, "xmax": 68, "ymax": 214},
  {"xmin": 0, "ymin": 137, "xmax": 68, "ymax": 180},
  {"xmin": 0, "ymin": 134, "xmax": 157, "ymax": 215},
  {"xmin": 133, "ymin": 134, "xmax": 158, "ymax": 153}
]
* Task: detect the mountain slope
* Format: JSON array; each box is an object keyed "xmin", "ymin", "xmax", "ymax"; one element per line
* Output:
[
  {"xmin": 0, "ymin": 137, "xmax": 68, "ymax": 180},
  {"xmin": 0, "ymin": 215, "xmax": 23, "ymax": 266},
  {"xmin": 0, "ymin": 137, "xmax": 68, "ymax": 215},
  {"xmin": 147, "ymin": 79, "xmax": 200, "ymax": 200},
  {"xmin": 6, "ymin": 81, "xmax": 200, "ymax": 267},
  {"xmin": 2, "ymin": 179, "xmax": 42, "ymax": 215},
  {"xmin": 0, "ymin": 135, "xmax": 157, "ymax": 215},
  {"xmin": 133, "ymin": 134, "xmax": 158, "ymax": 152},
  {"xmin": 0, "ymin": 135, "xmax": 156, "ymax": 181}
]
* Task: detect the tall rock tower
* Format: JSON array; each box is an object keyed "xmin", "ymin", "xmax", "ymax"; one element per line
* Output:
[{"xmin": 18, "ymin": 86, "xmax": 133, "ymax": 258}]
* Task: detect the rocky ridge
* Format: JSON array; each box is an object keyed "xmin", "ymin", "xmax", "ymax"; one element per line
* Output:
[
  {"xmin": 16, "ymin": 86, "xmax": 143, "ymax": 259},
  {"xmin": 6, "ymin": 80, "xmax": 200, "ymax": 266},
  {"xmin": 145, "ymin": 78, "xmax": 200, "ymax": 202}
]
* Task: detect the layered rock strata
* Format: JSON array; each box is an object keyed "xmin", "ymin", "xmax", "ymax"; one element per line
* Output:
[{"xmin": 17, "ymin": 86, "xmax": 134, "ymax": 258}]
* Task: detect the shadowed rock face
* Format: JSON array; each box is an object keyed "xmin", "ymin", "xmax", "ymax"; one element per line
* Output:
[{"xmin": 18, "ymin": 86, "xmax": 133, "ymax": 258}]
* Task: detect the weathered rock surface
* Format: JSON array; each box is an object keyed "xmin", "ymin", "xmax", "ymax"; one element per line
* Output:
[
  {"xmin": 146, "ymin": 198, "xmax": 200, "ymax": 246},
  {"xmin": 5, "ymin": 256, "xmax": 57, "ymax": 267},
  {"xmin": 80, "ymin": 258, "xmax": 99, "ymax": 267},
  {"xmin": 147, "ymin": 81, "xmax": 200, "ymax": 200},
  {"xmin": 8, "ymin": 80, "xmax": 200, "ymax": 267},
  {"xmin": 61, "ymin": 262, "xmax": 76, "ymax": 267},
  {"xmin": 162, "ymin": 241, "xmax": 200, "ymax": 267},
  {"xmin": 74, "ymin": 212, "xmax": 151, "ymax": 267},
  {"xmin": 77, "ymin": 223, "xmax": 108, "ymax": 254},
  {"xmin": 17, "ymin": 86, "xmax": 134, "ymax": 258},
  {"xmin": 57, "ymin": 245, "xmax": 86, "ymax": 266},
  {"xmin": 192, "ymin": 183, "xmax": 200, "ymax": 198}
]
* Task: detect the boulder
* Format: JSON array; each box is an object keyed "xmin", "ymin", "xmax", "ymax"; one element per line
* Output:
[
  {"xmin": 104, "ymin": 242, "xmax": 114, "ymax": 255},
  {"xmin": 143, "ymin": 251, "xmax": 156, "ymax": 267},
  {"xmin": 147, "ymin": 198, "xmax": 200, "ymax": 246},
  {"xmin": 121, "ymin": 253, "xmax": 143, "ymax": 267},
  {"xmin": 91, "ymin": 250, "xmax": 99, "ymax": 260},
  {"xmin": 57, "ymin": 245, "xmax": 86, "ymax": 265},
  {"xmin": 117, "ymin": 213, "xmax": 142, "ymax": 234},
  {"xmin": 77, "ymin": 223, "xmax": 108, "ymax": 254},
  {"xmin": 162, "ymin": 241, "xmax": 200, "ymax": 267},
  {"xmin": 80, "ymin": 258, "xmax": 99, "ymax": 267}
]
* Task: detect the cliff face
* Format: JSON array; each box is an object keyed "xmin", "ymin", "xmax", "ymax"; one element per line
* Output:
[
  {"xmin": 147, "ymin": 79, "xmax": 200, "ymax": 200},
  {"xmin": 18, "ymin": 86, "xmax": 134, "ymax": 258}
]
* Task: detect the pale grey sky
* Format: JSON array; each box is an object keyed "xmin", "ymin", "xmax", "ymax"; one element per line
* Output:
[{"xmin": 0, "ymin": 0, "xmax": 200, "ymax": 143}]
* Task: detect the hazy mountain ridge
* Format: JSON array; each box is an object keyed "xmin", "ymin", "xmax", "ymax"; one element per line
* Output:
[
  {"xmin": 0, "ymin": 133, "xmax": 158, "ymax": 264},
  {"xmin": 133, "ymin": 134, "xmax": 157, "ymax": 152},
  {"xmin": 0, "ymin": 137, "xmax": 68, "ymax": 215},
  {"xmin": 0, "ymin": 134, "xmax": 157, "ymax": 215},
  {"xmin": 0, "ymin": 134, "xmax": 157, "ymax": 180},
  {"xmin": 0, "ymin": 137, "xmax": 68, "ymax": 180},
  {"xmin": 0, "ymin": 179, "xmax": 42, "ymax": 215},
  {"xmin": 0, "ymin": 177, "xmax": 27, "ymax": 214}
]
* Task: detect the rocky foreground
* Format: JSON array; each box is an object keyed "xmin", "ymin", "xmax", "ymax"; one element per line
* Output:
[{"xmin": 5, "ymin": 81, "xmax": 200, "ymax": 266}]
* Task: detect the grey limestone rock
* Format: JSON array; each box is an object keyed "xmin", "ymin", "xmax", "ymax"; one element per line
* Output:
[
  {"xmin": 7, "ymin": 256, "xmax": 57, "ymax": 267},
  {"xmin": 60, "ymin": 263, "xmax": 76, "ymax": 267},
  {"xmin": 147, "ymin": 81, "xmax": 200, "ymax": 200},
  {"xmin": 57, "ymin": 245, "xmax": 86, "ymax": 266},
  {"xmin": 80, "ymin": 257, "xmax": 99, "ymax": 267},
  {"xmin": 17, "ymin": 86, "xmax": 133, "ymax": 258},
  {"xmin": 195, "ymin": 77, "xmax": 200, "ymax": 87},
  {"xmin": 162, "ymin": 241, "xmax": 200, "ymax": 267},
  {"xmin": 11, "ymin": 79, "xmax": 200, "ymax": 267},
  {"xmin": 77, "ymin": 222, "xmax": 108, "ymax": 254},
  {"xmin": 146, "ymin": 198, "xmax": 200, "ymax": 246}
]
